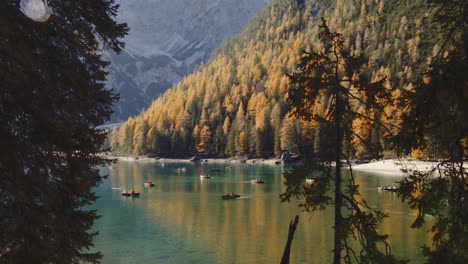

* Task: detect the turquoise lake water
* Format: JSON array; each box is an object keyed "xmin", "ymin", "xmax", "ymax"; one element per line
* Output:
[{"xmin": 93, "ymin": 160, "xmax": 431, "ymax": 263}]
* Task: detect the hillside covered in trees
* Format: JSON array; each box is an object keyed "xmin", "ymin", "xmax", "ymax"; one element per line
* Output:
[{"xmin": 110, "ymin": 0, "xmax": 443, "ymax": 159}]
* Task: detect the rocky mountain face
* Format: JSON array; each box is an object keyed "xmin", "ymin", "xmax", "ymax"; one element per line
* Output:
[{"xmin": 107, "ymin": 0, "xmax": 270, "ymax": 121}]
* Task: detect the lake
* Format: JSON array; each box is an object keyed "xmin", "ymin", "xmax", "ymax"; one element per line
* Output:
[{"xmin": 93, "ymin": 160, "xmax": 431, "ymax": 263}]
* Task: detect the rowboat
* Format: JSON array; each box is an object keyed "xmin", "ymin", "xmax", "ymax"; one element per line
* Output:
[
  {"xmin": 122, "ymin": 191, "xmax": 140, "ymax": 197},
  {"xmin": 222, "ymin": 193, "xmax": 240, "ymax": 199},
  {"xmin": 251, "ymin": 179, "xmax": 265, "ymax": 184},
  {"xmin": 377, "ymin": 186, "xmax": 398, "ymax": 192}
]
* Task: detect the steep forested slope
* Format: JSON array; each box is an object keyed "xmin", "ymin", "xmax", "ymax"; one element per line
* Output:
[
  {"xmin": 107, "ymin": 0, "xmax": 269, "ymax": 121},
  {"xmin": 110, "ymin": 0, "xmax": 442, "ymax": 158}
]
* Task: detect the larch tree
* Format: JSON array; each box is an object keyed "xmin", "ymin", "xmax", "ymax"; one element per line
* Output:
[
  {"xmin": 197, "ymin": 125, "xmax": 212, "ymax": 154},
  {"xmin": 271, "ymin": 103, "xmax": 283, "ymax": 156},
  {"xmin": 147, "ymin": 127, "xmax": 159, "ymax": 154},
  {"xmin": 239, "ymin": 131, "xmax": 247, "ymax": 155},
  {"xmin": 280, "ymin": 18, "xmax": 404, "ymax": 264},
  {"xmin": 0, "ymin": 0, "xmax": 127, "ymax": 263},
  {"xmin": 222, "ymin": 116, "xmax": 231, "ymax": 136},
  {"xmin": 134, "ymin": 120, "xmax": 149, "ymax": 154},
  {"xmin": 110, "ymin": 126, "xmax": 120, "ymax": 152}
]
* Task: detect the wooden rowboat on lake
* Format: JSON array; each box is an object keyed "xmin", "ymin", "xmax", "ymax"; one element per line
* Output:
[
  {"xmin": 377, "ymin": 186, "xmax": 399, "ymax": 192},
  {"xmin": 251, "ymin": 178, "xmax": 265, "ymax": 184},
  {"xmin": 122, "ymin": 190, "xmax": 140, "ymax": 197},
  {"xmin": 222, "ymin": 193, "xmax": 240, "ymax": 199}
]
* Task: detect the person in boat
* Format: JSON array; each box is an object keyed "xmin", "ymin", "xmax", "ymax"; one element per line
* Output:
[{"xmin": 131, "ymin": 189, "xmax": 134, "ymax": 195}]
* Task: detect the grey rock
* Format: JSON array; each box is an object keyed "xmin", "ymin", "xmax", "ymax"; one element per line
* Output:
[{"xmin": 106, "ymin": 0, "xmax": 270, "ymax": 122}]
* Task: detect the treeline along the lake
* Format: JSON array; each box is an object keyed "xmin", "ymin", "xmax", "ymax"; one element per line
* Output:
[{"xmin": 109, "ymin": 0, "xmax": 444, "ymax": 159}]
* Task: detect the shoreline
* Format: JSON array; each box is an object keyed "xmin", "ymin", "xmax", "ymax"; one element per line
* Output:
[
  {"xmin": 105, "ymin": 155, "xmax": 461, "ymax": 175},
  {"xmin": 105, "ymin": 155, "xmax": 284, "ymax": 165}
]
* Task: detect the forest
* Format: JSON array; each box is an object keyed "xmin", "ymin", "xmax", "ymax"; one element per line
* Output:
[
  {"xmin": 2, "ymin": 0, "xmax": 466, "ymax": 263},
  {"xmin": 109, "ymin": 0, "xmax": 446, "ymax": 160}
]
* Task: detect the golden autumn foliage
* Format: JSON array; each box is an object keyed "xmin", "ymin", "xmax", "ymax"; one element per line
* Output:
[{"xmin": 110, "ymin": 0, "xmax": 441, "ymax": 158}]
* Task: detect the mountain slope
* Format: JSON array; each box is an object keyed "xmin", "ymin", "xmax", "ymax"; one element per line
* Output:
[
  {"xmin": 110, "ymin": 0, "xmax": 442, "ymax": 158},
  {"xmin": 107, "ymin": 0, "xmax": 270, "ymax": 121}
]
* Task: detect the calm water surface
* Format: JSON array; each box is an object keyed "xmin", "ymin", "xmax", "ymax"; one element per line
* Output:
[{"xmin": 93, "ymin": 160, "xmax": 431, "ymax": 263}]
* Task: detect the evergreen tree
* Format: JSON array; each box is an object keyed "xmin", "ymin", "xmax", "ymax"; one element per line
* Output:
[
  {"xmin": 225, "ymin": 128, "xmax": 237, "ymax": 156},
  {"xmin": 273, "ymin": 122, "xmax": 282, "ymax": 156},
  {"xmin": 369, "ymin": 125, "xmax": 382, "ymax": 158},
  {"xmin": 211, "ymin": 125, "xmax": 225, "ymax": 156},
  {"xmin": 180, "ymin": 128, "xmax": 191, "ymax": 156},
  {"xmin": 110, "ymin": 126, "xmax": 120, "ymax": 152},
  {"xmin": 247, "ymin": 121, "xmax": 257, "ymax": 156},
  {"xmin": 280, "ymin": 116, "xmax": 300, "ymax": 155},
  {"xmin": 300, "ymin": 121, "xmax": 315, "ymax": 158},
  {"xmin": 170, "ymin": 130, "xmax": 181, "ymax": 155},
  {"xmin": 124, "ymin": 122, "xmax": 135, "ymax": 153},
  {"xmin": 280, "ymin": 18, "xmax": 403, "ymax": 264},
  {"xmin": 255, "ymin": 129, "xmax": 265, "ymax": 157},
  {"xmin": 396, "ymin": 1, "xmax": 468, "ymax": 262},
  {"xmin": 263, "ymin": 109, "xmax": 274, "ymax": 156},
  {"xmin": 0, "ymin": 1, "xmax": 127, "ymax": 263}
]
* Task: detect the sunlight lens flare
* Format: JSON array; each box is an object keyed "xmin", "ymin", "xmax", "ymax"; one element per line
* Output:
[{"xmin": 19, "ymin": 0, "xmax": 52, "ymax": 22}]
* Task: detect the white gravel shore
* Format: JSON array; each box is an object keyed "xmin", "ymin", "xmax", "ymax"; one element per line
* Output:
[{"xmin": 351, "ymin": 160, "xmax": 441, "ymax": 175}]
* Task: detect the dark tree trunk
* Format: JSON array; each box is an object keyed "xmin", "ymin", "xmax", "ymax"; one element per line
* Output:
[
  {"xmin": 333, "ymin": 90, "xmax": 343, "ymax": 264},
  {"xmin": 280, "ymin": 215, "xmax": 300, "ymax": 264}
]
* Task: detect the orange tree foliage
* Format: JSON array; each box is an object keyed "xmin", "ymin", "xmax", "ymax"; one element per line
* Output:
[{"xmin": 110, "ymin": 0, "xmax": 442, "ymax": 158}]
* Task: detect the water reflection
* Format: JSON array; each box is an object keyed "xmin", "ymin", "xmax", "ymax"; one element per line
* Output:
[{"xmin": 94, "ymin": 161, "xmax": 431, "ymax": 264}]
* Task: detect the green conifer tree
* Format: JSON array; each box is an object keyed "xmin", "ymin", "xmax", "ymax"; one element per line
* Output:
[
  {"xmin": 396, "ymin": 1, "xmax": 468, "ymax": 262},
  {"xmin": 281, "ymin": 18, "xmax": 404, "ymax": 264},
  {"xmin": 0, "ymin": 1, "xmax": 127, "ymax": 262}
]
